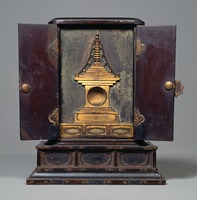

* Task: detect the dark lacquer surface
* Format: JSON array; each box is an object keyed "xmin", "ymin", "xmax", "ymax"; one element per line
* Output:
[
  {"xmin": 26, "ymin": 141, "xmax": 165, "ymax": 185},
  {"xmin": 49, "ymin": 18, "xmax": 145, "ymax": 26},
  {"xmin": 19, "ymin": 21, "xmax": 176, "ymax": 142},
  {"xmin": 19, "ymin": 24, "xmax": 59, "ymax": 140},
  {"xmin": 135, "ymin": 26, "xmax": 176, "ymax": 141}
]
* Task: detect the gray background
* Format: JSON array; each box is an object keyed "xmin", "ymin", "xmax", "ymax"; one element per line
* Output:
[{"xmin": 0, "ymin": 0, "xmax": 196, "ymax": 199}]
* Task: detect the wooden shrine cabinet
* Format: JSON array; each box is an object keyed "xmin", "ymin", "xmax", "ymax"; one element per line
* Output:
[{"xmin": 19, "ymin": 18, "xmax": 183, "ymax": 185}]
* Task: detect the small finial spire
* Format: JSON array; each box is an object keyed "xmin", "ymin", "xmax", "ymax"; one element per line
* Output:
[
  {"xmin": 95, "ymin": 33, "xmax": 99, "ymax": 40},
  {"xmin": 94, "ymin": 33, "xmax": 101, "ymax": 63}
]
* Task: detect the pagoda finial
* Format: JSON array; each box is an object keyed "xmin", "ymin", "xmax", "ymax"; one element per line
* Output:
[
  {"xmin": 94, "ymin": 33, "xmax": 101, "ymax": 63},
  {"xmin": 75, "ymin": 32, "xmax": 120, "ymax": 79}
]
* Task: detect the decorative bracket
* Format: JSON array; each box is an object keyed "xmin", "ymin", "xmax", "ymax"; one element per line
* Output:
[
  {"xmin": 48, "ymin": 108, "xmax": 59, "ymax": 126},
  {"xmin": 134, "ymin": 108, "xmax": 145, "ymax": 127},
  {"xmin": 48, "ymin": 38, "xmax": 59, "ymax": 56},
  {"xmin": 136, "ymin": 38, "xmax": 145, "ymax": 56}
]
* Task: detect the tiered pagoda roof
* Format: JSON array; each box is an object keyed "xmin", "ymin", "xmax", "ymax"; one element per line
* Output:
[{"xmin": 74, "ymin": 33, "xmax": 120, "ymax": 84}]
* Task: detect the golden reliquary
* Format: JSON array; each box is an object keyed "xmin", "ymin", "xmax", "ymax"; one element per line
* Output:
[{"xmin": 19, "ymin": 18, "xmax": 183, "ymax": 185}]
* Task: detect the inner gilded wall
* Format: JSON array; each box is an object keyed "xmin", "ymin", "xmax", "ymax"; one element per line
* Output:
[{"xmin": 60, "ymin": 29, "xmax": 134, "ymax": 123}]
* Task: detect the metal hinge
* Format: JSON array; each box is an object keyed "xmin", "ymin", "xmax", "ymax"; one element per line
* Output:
[{"xmin": 175, "ymin": 80, "xmax": 184, "ymax": 97}]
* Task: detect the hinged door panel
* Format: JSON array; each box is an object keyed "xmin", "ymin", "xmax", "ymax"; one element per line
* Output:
[
  {"xmin": 135, "ymin": 26, "xmax": 176, "ymax": 141},
  {"xmin": 19, "ymin": 24, "xmax": 59, "ymax": 140}
]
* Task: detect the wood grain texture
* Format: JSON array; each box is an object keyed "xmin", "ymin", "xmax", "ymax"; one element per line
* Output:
[
  {"xmin": 19, "ymin": 24, "xmax": 59, "ymax": 140},
  {"xmin": 135, "ymin": 26, "xmax": 176, "ymax": 141}
]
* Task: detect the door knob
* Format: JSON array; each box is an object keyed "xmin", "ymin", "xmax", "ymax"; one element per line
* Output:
[{"xmin": 21, "ymin": 83, "xmax": 31, "ymax": 93}]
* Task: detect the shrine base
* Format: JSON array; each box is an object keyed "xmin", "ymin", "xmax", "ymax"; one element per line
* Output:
[{"xmin": 27, "ymin": 140, "xmax": 166, "ymax": 185}]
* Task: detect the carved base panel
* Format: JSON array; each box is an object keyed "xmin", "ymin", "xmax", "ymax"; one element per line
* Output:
[
  {"xmin": 60, "ymin": 123, "xmax": 133, "ymax": 138},
  {"xmin": 26, "ymin": 140, "xmax": 166, "ymax": 185}
]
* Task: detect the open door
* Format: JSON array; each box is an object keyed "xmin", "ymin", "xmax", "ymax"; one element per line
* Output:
[
  {"xmin": 134, "ymin": 26, "xmax": 176, "ymax": 141},
  {"xmin": 19, "ymin": 24, "xmax": 59, "ymax": 140}
]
